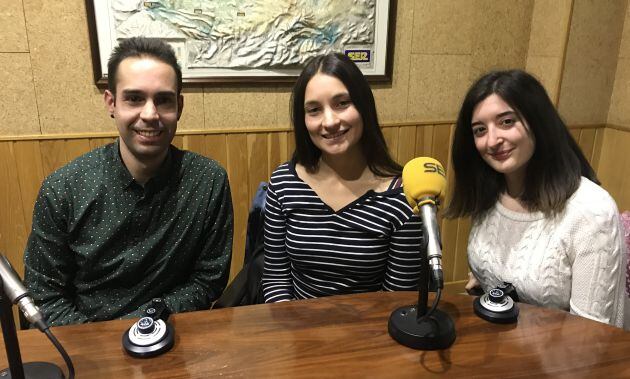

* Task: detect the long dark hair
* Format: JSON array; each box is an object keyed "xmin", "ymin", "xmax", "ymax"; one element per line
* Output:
[
  {"xmin": 445, "ymin": 70, "xmax": 598, "ymax": 219},
  {"xmin": 290, "ymin": 53, "xmax": 401, "ymax": 177}
]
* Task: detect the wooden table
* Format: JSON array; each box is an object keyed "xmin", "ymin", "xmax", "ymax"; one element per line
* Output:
[{"xmin": 1, "ymin": 292, "xmax": 629, "ymax": 378}]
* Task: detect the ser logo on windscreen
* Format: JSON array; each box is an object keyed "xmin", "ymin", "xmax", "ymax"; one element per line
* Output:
[{"xmin": 424, "ymin": 162, "xmax": 446, "ymax": 178}]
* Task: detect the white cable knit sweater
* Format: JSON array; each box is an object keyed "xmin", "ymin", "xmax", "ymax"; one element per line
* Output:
[{"xmin": 468, "ymin": 177, "xmax": 626, "ymax": 327}]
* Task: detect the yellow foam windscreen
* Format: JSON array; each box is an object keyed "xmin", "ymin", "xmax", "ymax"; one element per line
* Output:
[{"xmin": 402, "ymin": 157, "xmax": 447, "ymax": 213}]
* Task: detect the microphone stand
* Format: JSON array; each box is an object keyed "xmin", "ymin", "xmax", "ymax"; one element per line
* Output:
[
  {"xmin": 0, "ymin": 278, "xmax": 64, "ymax": 379},
  {"xmin": 388, "ymin": 232, "xmax": 456, "ymax": 350},
  {"xmin": 1, "ymin": 289, "xmax": 24, "ymax": 378}
]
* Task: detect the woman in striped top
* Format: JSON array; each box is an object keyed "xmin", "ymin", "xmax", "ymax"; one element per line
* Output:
[{"xmin": 262, "ymin": 53, "xmax": 424, "ymax": 303}]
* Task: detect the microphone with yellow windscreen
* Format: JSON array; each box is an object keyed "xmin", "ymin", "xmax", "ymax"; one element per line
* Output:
[{"xmin": 388, "ymin": 157, "xmax": 455, "ymax": 350}]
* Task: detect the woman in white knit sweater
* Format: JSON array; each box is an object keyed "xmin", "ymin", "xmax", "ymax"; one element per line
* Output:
[{"xmin": 446, "ymin": 70, "xmax": 626, "ymax": 328}]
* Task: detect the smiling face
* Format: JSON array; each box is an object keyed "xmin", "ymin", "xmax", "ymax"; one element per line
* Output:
[
  {"xmin": 303, "ymin": 73, "xmax": 364, "ymax": 160},
  {"xmin": 471, "ymin": 94, "xmax": 535, "ymax": 187},
  {"xmin": 104, "ymin": 56, "xmax": 183, "ymax": 168}
]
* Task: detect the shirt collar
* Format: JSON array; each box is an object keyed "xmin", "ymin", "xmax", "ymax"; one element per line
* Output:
[
  {"xmin": 147, "ymin": 146, "xmax": 175, "ymax": 190},
  {"xmin": 107, "ymin": 138, "xmax": 176, "ymax": 190}
]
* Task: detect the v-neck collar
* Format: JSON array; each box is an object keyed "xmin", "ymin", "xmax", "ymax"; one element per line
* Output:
[{"xmin": 288, "ymin": 161, "xmax": 401, "ymax": 214}]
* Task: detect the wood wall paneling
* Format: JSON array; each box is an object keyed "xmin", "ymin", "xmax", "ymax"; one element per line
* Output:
[
  {"xmin": 597, "ymin": 127, "xmax": 630, "ymax": 211},
  {"xmin": 591, "ymin": 128, "xmax": 604, "ymax": 170},
  {"xmin": 226, "ymin": 134, "xmax": 249, "ymax": 280},
  {"xmin": 286, "ymin": 131, "xmax": 296, "ymax": 162},
  {"xmin": 89, "ymin": 138, "xmax": 116, "ymax": 151},
  {"xmin": 419, "ymin": 125, "xmax": 434, "ymax": 157},
  {"xmin": 40, "ymin": 140, "xmax": 68, "ymax": 174},
  {"xmin": 172, "ymin": 135, "xmax": 184, "ymax": 150},
  {"xmin": 182, "ymin": 134, "xmax": 205, "ymax": 156},
  {"xmin": 246, "ymin": 133, "xmax": 269, "ymax": 205},
  {"xmin": 381, "ymin": 127, "xmax": 398, "ymax": 159},
  {"xmin": 268, "ymin": 131, "xmax": 288, "ymax": 178},
  {"xmin": 0, "ymin": 142, "xmax": 29, "ymax": 325},
  {"xmin": 619, "ymin": 129, "xmax": 630, "ymax": 211},
  {"xmin": 577, "ymin": 128, "xmax": 596, "ymax": 162},
  {"xmin": 204, "ymin": 134, "xmax": 228, "ymax": 169},
  {"xmin": 13, "ymin": 141, "xmax": 45, "ymax": 235},
  {"xmin": 397, "ymin": 125, "xmax": 416, "ymax": 165},
  {"xmin": 64, "ymin": 139, "xmax": 92, "ymax": 162},
  {"xmin": 452, "ymin": 217, "xmax": 473, "ymax": 282},
  {"xmin": 431, "ymin": 124, "xmax": 452, "ymax": 170},
  {"xmin": 569, "ymin": 128, "xmax": 581, "ymax": 146},
  {"xmin": 0, "ymin": 142, "xmax": 28, "ymax": 273}
]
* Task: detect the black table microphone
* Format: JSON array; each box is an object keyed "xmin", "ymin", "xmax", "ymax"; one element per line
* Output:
[
  {"xmin": 473, "ymin": 283, "xmax": 519, "ymax": 324},
  {"xmin": 0, "ymin": 254, "xmax": 68, "ymax": 378},
  {"xmin": 122, "ymin": 298, "xmax": 175, "ymax": 358}
]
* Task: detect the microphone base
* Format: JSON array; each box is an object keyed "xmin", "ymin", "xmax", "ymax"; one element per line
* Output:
[
  {"xmin": 388, "ymin": 305, "xmax": 456, "ymax": 350},
  {"xmin": 0, "ymin": 362, "xmax": 65, "ymax": 379},
  {"xmin": 122, "ymin": 320, "xmax": 175, "ymax": 358}
]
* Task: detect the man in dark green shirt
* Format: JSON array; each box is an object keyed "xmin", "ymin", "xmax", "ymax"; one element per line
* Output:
[{"xmin": 23, "ymin": 38, "xmax": 233, "ymax": 326}]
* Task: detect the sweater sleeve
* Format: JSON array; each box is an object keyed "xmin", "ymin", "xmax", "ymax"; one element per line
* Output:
[
  {"xmin": 567, "ymin": 193, "xmax": 626, "ymax": 328},
  {"xmin": 261, "ymin": 176, "xmax": 294, "ymax": 302}
]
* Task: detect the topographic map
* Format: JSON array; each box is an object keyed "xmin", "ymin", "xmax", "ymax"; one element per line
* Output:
[{"xmin": 111, "ymin": 0, "xmax": 376, "ymax": 69}]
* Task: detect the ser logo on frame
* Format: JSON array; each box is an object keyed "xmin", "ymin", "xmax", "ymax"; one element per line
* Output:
[{"xmin": 345, "ymin": 50, "xmax": 371, "ymax": 63}]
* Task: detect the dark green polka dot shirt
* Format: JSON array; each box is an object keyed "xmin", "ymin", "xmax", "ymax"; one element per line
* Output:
[{"xmin": 24, "ymin": 139, "xmax": 233, "ymax": 326}]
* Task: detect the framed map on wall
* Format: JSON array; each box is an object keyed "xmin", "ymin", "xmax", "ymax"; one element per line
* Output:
[{"xmin": 85, "ymin": 0, "xmax": 396, "ymax": 86}]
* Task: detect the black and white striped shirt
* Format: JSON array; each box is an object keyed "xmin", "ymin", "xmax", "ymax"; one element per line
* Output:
[{"xmin": 262, "ymin": 162, "xmax": 424, "ymax": 303}]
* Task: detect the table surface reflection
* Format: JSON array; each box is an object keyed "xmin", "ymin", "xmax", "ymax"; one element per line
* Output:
[{"xmin": 1, "ymin": 291, "xmax": 629, "ymax": 378}]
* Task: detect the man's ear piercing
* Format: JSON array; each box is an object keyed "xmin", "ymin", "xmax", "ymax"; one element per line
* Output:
[{"xmin": 110, "ymin": 114, "xmax": 114, "ymax": 119}]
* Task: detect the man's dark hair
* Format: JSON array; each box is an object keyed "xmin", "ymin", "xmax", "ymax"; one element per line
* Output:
[
  {"xmin": 445, "ymin": 70, "xmax": 598, "ymax": 219},
  {"xmin": 107, "ymin": 37, "xmax": 183, "ymax": 95},
  {"xmin": 290, "ymin": 52, "xmax": 401, "ymax": 177}
]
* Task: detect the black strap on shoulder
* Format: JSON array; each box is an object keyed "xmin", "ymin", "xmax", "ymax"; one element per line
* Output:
[{"xmin": 389, "ymin": 176, "xmax": 402, "ymax": 190}]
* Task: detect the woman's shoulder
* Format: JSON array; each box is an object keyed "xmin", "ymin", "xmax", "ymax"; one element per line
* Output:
[
  {"xmin": 370, "ymin": 184, "xmax": 416, "ymax": 217},
  {"xmin": 562, "ymin": 177, "xmax": 620, "ymax": 228},
  {"xmin": 267, "ymin": 162, "xmax": 303, "ymax": 193},
  {"xmin": 270, "ymin": 161, "xmax": 295, "ymax": 180},
  {"xmin": 568, "ymin": 177, "xmax": 619, "ymax": 214}
]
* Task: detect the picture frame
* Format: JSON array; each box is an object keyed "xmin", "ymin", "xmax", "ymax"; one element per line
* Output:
[{"xmin": 85, "ymin": 0, "xmax": 396, "ymax": 87}]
